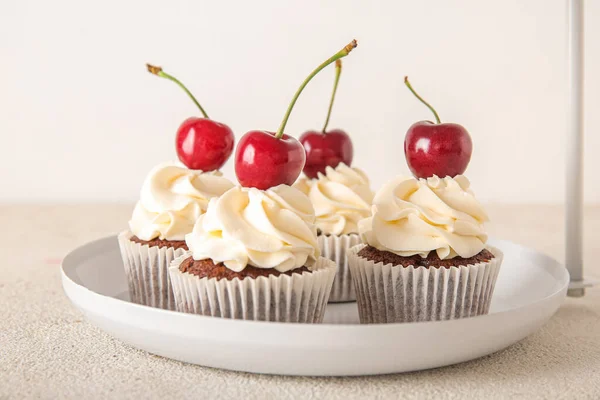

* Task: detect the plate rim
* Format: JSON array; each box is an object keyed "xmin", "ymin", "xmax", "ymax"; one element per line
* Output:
[{"xmin": 61, "ymin": 234, "xmax": 570, "ymax": 331}]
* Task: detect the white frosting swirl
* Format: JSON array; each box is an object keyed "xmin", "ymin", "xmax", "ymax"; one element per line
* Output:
[
  {"xmin": 294, "ymin": 163, "xmax": 373, "ymax": 235},
  {"xmin": 129, "ymin": 162, "xmax": 234, "ymax": 241},
  {"xmin": 185, "ymin": 185, "xmax": 320, "ymax": 272},
  {"xmin": 359, "ymin": 175, "xmax": 489, "ymax": 259}
]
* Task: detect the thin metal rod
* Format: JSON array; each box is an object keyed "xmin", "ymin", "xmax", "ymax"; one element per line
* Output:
[{"xmin": 566, "ymin": 0, "xmax": 585, "ymax": 293}]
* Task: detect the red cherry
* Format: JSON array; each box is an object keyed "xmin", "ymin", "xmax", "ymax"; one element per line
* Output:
[
  {"xmin": 404, "ymin": 121, "xmax": 472, "ymax": 179},
  {"xmin": 175, "ymin": 117, "xmax": 234, "ymax": 170},
  {"xmin": 233, "ymin": 40, "xmax": 358, "ymax": 189},
  {"xmin": 298, "ymin": 60, "xmax": 353, "ymax": 178},
  {"xmin": 147, "ymin": 64, "xmax": 234, "ymax": 171},
  {"xmin": 403, "ymin": 76, "xmax": 472, "ymax": 178},
  {"xmin": 299, "ymin": 129, "xmax": 353, "ymax": 178},
  {"xmin": 235, "ymin": 130, "xmax": 305, "ymax": 189}
]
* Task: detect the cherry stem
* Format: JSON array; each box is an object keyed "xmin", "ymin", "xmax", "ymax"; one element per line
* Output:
[
  {"xmin": 404, "ymin": 76, "xmax": 441, "ymax": 124},
  {"xmin": 146, "ymin": 64, "xmax": 209, "ymax": 119},
  {"xmin": 322, "ymin": 59, "xmax": 342, "ymax": 133},
  {"xmin": 275, "ymin": 40, "xmax": 357, "ymax": 139}
]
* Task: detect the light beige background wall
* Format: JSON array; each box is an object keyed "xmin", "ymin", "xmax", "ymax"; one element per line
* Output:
[{"xmin": 1, "ymin": 0, "xmax": 598, "ymax": 203}]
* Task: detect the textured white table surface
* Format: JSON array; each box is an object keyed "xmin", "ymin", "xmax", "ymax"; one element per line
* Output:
[{"xmin": 2, "ymin": 204, "xmax": 600, "ymax": 399}]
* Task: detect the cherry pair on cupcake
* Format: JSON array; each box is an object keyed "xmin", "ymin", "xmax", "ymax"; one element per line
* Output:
[{"xmin": 170, "ymin": 41, "xmax": 363, "ymax": 321}]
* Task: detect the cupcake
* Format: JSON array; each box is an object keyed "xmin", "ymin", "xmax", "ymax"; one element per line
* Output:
[
  {"xmin": 349, "ymin": 175, "xmax": 503, "ymax": 323},
  {"xmin": 295, "ymin": 163, "xmax": 373, "ymax": 302},
  {"xmin": 118, "ymin": 162, "xmax": 234, "ymax": 310},
  {"xmin": 168, "ymin": 184, "xmax": 337, "ymax": 322}
]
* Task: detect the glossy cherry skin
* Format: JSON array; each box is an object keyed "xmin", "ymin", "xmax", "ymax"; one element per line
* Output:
[
  {"xmin": 235, "ymin": 130, "xmax": 306, "ymax": 190},
  {"xmin": 404, "ymin": 121, "xmax": 472, "ymax": 179},
  {"xmin": 298, "ymin": 129, "xmax": 353, "ymax": 178},
  {"xmin": 175, "ymin": 117, "xmax": 235, "ymax": 171}
]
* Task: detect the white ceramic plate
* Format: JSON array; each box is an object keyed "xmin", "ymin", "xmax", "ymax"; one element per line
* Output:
[{"xmin": 61, "ymin": 236, "xmax": 568, "ymax": 376}]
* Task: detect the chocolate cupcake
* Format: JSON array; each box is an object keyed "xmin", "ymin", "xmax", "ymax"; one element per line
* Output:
[
  {"xmin": 118, "ymin": 162, "xmax": 233, "ymax": 310},
  {"xmin": 169, "ymin": 185, "xmax": 336, "ymax": 322},
  {"xmin": 295, "ymin": 163, "xmax": 373, "ymax": 302},
  {"xmin": 348, "ymin": 175, "xmax": 503, "ymax": 323}
]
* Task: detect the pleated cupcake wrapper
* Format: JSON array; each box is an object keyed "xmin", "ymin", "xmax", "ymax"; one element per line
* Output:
[
  {"xmin": 117, "ymin": 231, "xmax": 188, "ymax": 311},
  {"xmin": 169, "ymin": 254, "xmax": 337, "ymax": 323},
  {"xmin": 318, "ymin": 234, "xmax": 362, "ymax": 303},
  {"xmin": 347, "ymin": 244, "xmax": 503, "ymax": 324}
]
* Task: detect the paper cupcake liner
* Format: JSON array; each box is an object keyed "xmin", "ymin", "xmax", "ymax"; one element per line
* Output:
[
  {"xmin": 169, "ymin": 255, "xmax": 337, "ymax": 323},
  {"xmin": 318, "ymin": 233, "xmax": 362, "ymax": 303},
  {"xmin": 117, "ymin": 231, "xmax": 188, "ymax": 310},
  {"xmin": 347, "ymin": 244, "xmax": 503, "ymax": 324}
]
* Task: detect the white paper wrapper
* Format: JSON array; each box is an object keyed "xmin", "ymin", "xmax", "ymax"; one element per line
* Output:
[
  {"xmin": 117, "ymin": 231, "xmax": 188, "ymax": 310},
  {"xmin": 318, "ymin": 234, "xmax": 362, "ymax": 303},
  {"xmin": 347, "ymin": 244, "xmax": 503, "ymax": 324},
  {"xmin": 169, "ymin": 254, "xmax": 337, "ymax": 323}
]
